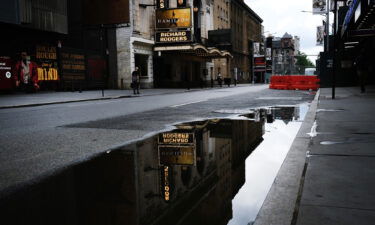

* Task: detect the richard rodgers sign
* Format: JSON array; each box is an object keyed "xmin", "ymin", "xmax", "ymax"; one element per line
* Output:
[{"xmin": 156, "ymin": 31, "xmax": 192, "ymax": 43}]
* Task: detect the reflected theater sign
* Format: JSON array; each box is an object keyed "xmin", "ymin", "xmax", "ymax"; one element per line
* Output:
[{"xmin": 158, "ymin": 132, "xmax": 195, "ymax": 165}]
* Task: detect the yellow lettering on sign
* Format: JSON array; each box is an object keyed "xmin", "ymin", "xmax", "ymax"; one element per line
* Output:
[{"xmin": 37, "ymin": 68, "xmax": 59, "ymax": 81}]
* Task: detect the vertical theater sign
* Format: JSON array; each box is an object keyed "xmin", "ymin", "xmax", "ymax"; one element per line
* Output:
[{"xmin": 158, "ymin": 131, "xmax": 196, "ymax": 202}]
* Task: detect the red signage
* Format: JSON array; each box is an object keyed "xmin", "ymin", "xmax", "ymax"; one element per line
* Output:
[
  {"xmin": 0, "ymin": 56, "xmax": 14, "ymax": 90},
  {"xmin": 254, "ymin": 56, "xmax": 266, "ymax": 66}
]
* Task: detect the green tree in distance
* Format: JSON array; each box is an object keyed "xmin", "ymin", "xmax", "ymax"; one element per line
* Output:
[{"xmin": 295, "ymin": 51, "xmax": 315, "ymax": 74}]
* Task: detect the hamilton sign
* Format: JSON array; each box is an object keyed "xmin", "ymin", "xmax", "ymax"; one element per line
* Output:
[{"xmin": 155, "ymin": 8, "xmax": 191, "ymax": 29}]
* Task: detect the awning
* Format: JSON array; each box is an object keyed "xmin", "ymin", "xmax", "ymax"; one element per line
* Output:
[{"xmin": 154, "ymin": 44, "xmax": 232, "ymax": 59}]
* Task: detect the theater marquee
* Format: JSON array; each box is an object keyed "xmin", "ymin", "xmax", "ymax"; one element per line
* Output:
[
  {"xmin": 156, "ymin": 8, "xmax": 191, "ymax": 29},
  {"xmin": 156, "ymin": 31, "xmax": 192, "ymax": 43},
  {"xmin": 158, "ymin": 132, "xmax": 196, "ymax": 166}
]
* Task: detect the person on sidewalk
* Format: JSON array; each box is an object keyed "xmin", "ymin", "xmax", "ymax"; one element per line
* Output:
[
  {"xmin": 14, "ymin": 52, "xmax": 39, "ymax": 93},
  {"xmin": 234, "ymin": 68, "xmax": 238, "ymax": 86},
  {"xmin": 355, "ymin": 48, "xmax": 369, "ymax": 93},
  {"xmin": 217, "ymin": 72, "xmax": 223, "ymax": 87},
  {"xmin": 131, "ymin": 67, "xmax": 140, "ymax": 94}
]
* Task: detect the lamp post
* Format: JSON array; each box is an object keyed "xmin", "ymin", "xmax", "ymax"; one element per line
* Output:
[{"xmin": 302, "ymin": 0, "xmax": 336, "ymax": 99}]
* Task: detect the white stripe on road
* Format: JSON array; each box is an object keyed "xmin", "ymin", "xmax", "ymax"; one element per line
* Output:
[{"xmin": 169, "ymin": 100, "xmax": 206, "ymax": 108}]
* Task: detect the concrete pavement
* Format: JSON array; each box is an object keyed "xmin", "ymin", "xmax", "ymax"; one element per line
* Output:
[
  {"xmin": 0, "ymin": 84, "xmax": 251, "ymax": 109},
  {"xmin": 254, "ymin": 86, "xmax": 375, "ymax": 225}
]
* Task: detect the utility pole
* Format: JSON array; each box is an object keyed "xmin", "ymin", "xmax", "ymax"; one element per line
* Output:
[
  {"xmin": 326, "ymin": 0, "xmax": 330, "ymax": 52},
  {"xmin": 332, "ymin": 0, "xmax": 337, "ymax": 99}
]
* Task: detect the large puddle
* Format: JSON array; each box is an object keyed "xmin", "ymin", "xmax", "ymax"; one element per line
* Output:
[{"xmin": 1, "ymin": 104, "xmax": 309, "ymax": 225}]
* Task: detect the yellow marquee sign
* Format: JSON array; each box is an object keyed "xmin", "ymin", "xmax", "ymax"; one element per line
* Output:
[
  {"xmin": 156, "ymin": 31, "xmax": 192, "ymax": 43},
  {"xmin": 156, "ymin": 8, "xmax": 191, "ymax": 29}
]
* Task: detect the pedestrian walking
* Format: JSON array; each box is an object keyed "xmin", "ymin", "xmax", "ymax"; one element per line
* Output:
[
  {"xmin": 234, "ymin": 68, "xmax": 238, "ymax": 86},
  {"xmin": 131, "ymin": 67, "xmax": 140, "ymax": 94},
  {"xmin": 355, "ymin": 48, "xmax": 368, "ymax": 93},
  {"xmin": 14, "ymin": 52, "xmax": 39, "ymax": 93},
  {"xmin": 217, "ymin": 72, "xmax": 222, "ymax": 87}
]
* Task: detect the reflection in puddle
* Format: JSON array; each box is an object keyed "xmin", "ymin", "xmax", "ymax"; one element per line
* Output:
[{"xmin": 1, "ymin": 104, "xmax": 309, "ymax": 225}]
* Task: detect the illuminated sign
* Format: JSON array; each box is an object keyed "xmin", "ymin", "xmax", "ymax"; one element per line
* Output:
[
  {"xmin": 37, "ymin": 67, "xmax": 59, "ymax": 81},
  {"xmin": 36, "ymin": 46, "xmax": 57, "ymax": 60},
  {"xmin": 161, "ymin": 166, "xmax": 171, "ymax": 202},
  {"xmin": 157, "ymin": 0, "xmax": 168, "ymax": 8},
  {"xmin": 35, "ymin": 45, "xmax": 59, "ymax": 81},
  {"xmin": 158, "ymin": 132, "xmax": 195, "ymax": 165},
  {"xmin": 159, "ymin": 132, "xmax": 194, "ymax": 145},
  {"xmin": 156, "ymin": 8, "xmax": 191, "ymax": 29},
  {"xmin": 159, "ymin": 146, "xmax": 195, "ymax": 165},
  {"xmin": 156, "ymin": 31, "xmax": 192, "ymax": 43},
  {"xmin": 177, "ymin": 0, "xmax": 186, "ymax": 7}
]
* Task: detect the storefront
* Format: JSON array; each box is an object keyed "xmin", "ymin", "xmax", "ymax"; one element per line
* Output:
[
  {"xmin": 154, "ymin": 44, "xmax": 231, "ymax": 87},
  {"xmin": 153, "ymin": 7, "xmax": 231, "ymax": 87},
  {"xmin": 254, "ymin": 56, "xmax": 266, "ymax": 83}
]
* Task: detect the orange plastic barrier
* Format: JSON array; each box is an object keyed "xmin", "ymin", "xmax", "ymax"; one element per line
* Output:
[
  {"xmin": 269, "ymin": 75, "xmax": 289, "ymax": 90},
  {"xmin": 269, "ymin": 75, "xmax": 319, "ymax": 91}
]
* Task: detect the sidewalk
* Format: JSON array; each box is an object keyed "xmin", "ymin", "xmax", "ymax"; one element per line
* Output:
[
  {"xmin": 254, "ymin": 86, "xmax": 375, "ymax": 225},
  {"xmin": 0, "ymin": 84, "xmax": 250, "ymax": 109}
]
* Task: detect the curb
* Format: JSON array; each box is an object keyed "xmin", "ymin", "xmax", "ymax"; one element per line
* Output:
[{"xmin": 253, "ymin": 89, "xmax": 320, "ymax": 225}]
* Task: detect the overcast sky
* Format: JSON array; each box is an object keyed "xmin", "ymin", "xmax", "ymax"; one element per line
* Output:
[{"xmin": 245, "ymin": 0, "xmax": 325, "ymax": 62}]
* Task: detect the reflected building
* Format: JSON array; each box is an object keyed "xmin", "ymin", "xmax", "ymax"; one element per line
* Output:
[
  {"xmin": 269, "ymin": 106, "xmax": 300, "ymax": 124},
  {"xmin": 1, "ymin": 116, "xmax": 266, "ymax": 225}
]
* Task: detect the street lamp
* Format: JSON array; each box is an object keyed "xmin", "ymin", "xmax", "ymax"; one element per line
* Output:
[{"xmin": 303, "ymin": 0, "xmax": 337, "ymax": 99}]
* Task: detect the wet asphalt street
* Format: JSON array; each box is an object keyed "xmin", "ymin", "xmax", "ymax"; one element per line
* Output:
[{"xmin": 0, "ymin": 84, "xmax": 315, "ymax": 198}]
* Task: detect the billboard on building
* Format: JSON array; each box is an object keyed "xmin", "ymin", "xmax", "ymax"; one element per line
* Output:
[
  {"xmin": 156, "ymin": 8, "xmax": 191, "ymax": 29},
  {"xmin": 254, "ymin": 56, "xmax": 266, "ymax": 72},
  {"xmin": 253, "ymin": 42, "xmax": 260, "ymax": 56},
  {"xmin": 316, "ymin": 26, "xmax": 324, "ymax": 46},
  {"xmin": 59, "ymin": 48, "xmax": 86, "ymax": 82},
  {"xmin": 35, "ymin": 45, "xmax": 59, "ymax": 81},
  {"xmin": 83, "ymin": 0, "xmax": 130, "ymax": 25},
  {"xmin": 266, "ymin": 48, "xmax": 272, "ymax": 60},
  {"xmin": 313, "ymin": 0, "xmax": 327, "ymax": 14}
]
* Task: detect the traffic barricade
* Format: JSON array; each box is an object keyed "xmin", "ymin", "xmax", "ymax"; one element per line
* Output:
[
  {"xmin": 289, "ymin": 75, "xmax": 319, "ymax": 91},
  {"xmin": 269, "ymin": 75, "xmax": 290, "ymax": 90}
]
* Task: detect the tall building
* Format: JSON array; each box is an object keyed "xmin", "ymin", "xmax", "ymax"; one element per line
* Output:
[
  {"xmin": 230, "ymin": 0, "xmax": 263, "ymax": 82},
  {"xmin": 208, "ymin": 0, "xmax": 263, "ymax": 83},
  {"xmin": 272, "ymin": 32, "xmax": 297, "ymax": 75}
]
